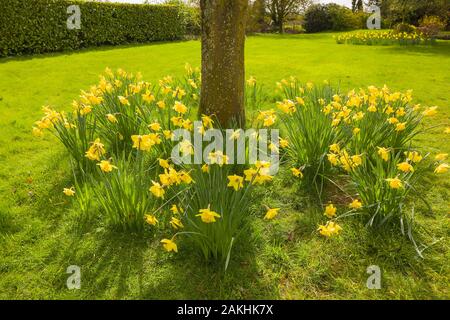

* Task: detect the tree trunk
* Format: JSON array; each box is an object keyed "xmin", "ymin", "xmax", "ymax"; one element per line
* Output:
[{"xmin": 200, "ymin": 0, "xmax": 248, "ymax": 128}]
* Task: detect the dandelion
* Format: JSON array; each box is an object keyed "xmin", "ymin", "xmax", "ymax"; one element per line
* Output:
[
  {"xmin": 161, "ymin": 238, "xmax": 178, "ymax": 253},
  {"xmin": 149, "ymin": 181, "xmax": 165, "ymax": 198},
  {"xmin": 145, "ymin": 214, "xmax": 158, "ymax": 226},
  {"xmin": 170, "ymin": 217, "xmax": 184, "ymax": 229},
  {"xmin": 386, "ymin": 177, "xmax": 403, "ymax": 189},
  {"xmin": 196, "ymin": 206, "xmax": 221, "ymax": 223},
  {"xmin": 264, "ymin": 207, "xmax": 280, "ymax": 220},
  {"xmin": 349, "ymin": 199, "xmax": 362, "ymax": 209},
  {"xmin": 63, "ymin": 187, "xmax": 75, "ymax": 197},
  {"xmin": 97, "ymin": 160, "xmax": 117, "ymax": 173},
  {"xmin": 434, "ymin": 163, "xmax": 449, "ymax": 174}
]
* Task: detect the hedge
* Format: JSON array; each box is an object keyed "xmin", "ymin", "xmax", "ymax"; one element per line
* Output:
[{"xmin": 0, "ymin": 0, "xmax": 186, "ymax": 57}]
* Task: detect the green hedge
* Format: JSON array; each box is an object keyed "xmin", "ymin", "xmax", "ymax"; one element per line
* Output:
[{"xmin": 0, "ymin": 0, "xmax": 186, "ymax": 57}]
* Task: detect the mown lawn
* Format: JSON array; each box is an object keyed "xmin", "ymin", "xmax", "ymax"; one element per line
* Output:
[{"xmin": 0, "ymin": 33, "xmax": 449, "ymax": 299}]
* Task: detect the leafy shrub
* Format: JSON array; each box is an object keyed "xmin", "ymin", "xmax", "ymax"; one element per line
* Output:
[
  {"xmin": 304, "ymin": 4, "xmax": 331, "ymax": 33},
  {"xmin": 0, "ymin": 0, "xmax": 186, "ymax": 57},
  {"xmin": 304, "ymin": 4, "xmax": 363, "ymax": 33},
  {"xmin": 393, "ymin": 23, "xmax": 417, "ymax": 34},
  {"xmin": 418, "ymin": 16, "xmax": 447, "ymax": 37}
]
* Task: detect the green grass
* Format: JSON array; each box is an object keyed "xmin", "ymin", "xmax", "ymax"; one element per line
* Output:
[{"xmin": 0, "ymin": 33, "xmax": 449, "ymax": 299}]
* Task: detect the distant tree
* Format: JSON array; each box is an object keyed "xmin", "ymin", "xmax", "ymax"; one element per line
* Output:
[
  {"xmin": 352, "ymin": 0, "xmax": 363, "ymax": 12},
  {"xmin": 264, "ymin": 0, "xmax": 313, "ymax": 33}
]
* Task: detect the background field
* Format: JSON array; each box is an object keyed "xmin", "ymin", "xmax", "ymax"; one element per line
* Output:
[{"xmin": 0, "ymin": 33, "xmax": 449, "ymax": 299}]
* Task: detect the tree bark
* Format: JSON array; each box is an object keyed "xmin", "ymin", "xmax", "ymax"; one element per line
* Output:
[{"xmin": 200, "ymin": 0, "xmax": 248, "ymax": 128}]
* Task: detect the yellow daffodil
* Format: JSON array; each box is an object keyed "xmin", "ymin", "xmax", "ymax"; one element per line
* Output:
[
  {"xmin": 142, "ymin": 91, "xmax": 155, "ymax": 103},
  {"xmin": 159, "ymin": 158, "xmax": 170, "ymax": 169},
  {"xmin": 170, "ymin": 217, "xmax": 184, "ymax": 229},
  {"xmin": 318, "ymin": 221, "xmax": 342, "ymax": 237},
  {"xmin": 395, "ymin": 122, "xmax": 406, "ymax": 132},
  {"xmin": 377, "ymin": 147, "xmax": 390, "ymax": 161},
  {"xmin": 157, "ymin": 100, "xmax": 166, "ymax": 109},
  {"xmin": 170, "ymin": 204, "xmax": 183, "ymax": 215},
  {"xmin": 327, "ymin": 153, "xmax": 339, "ymax": 166},
  {"xmin": 386, "ymin": 177, "xmax": 403, "ymax": 189},
  {"xmin": 279, "ymin": 138, "xmax": 289, "ymax": 148},
  {"xmin": 161, "ymin": 238, "xmax": 178, "ymax": 253},
  {"xmin": 329, "ymin": 143, "xmax": 340, "ymax": 154},
  {"xmin": 173, "ymin": 101, "xmax": 188, "ymax": 114},
  {"xmin": 85, "ymin": 138, "xmax": 106, "ymax": 161},
  {"xmin": 118, "ymin": 96, "xmax": 130, "ymax": 106},
  {"xmin": 434, "ymin": 163, "xmax": 449, "ymax": 174},
  {"xmin": 229, "ymin": 129, "xmax": 241, "ymax": 141},
  {"xmin": 435, "ymin": 153, "xmax": 448, "ymax": 161},
  {"xmin": 97, "ymin": 160, "xmax": 117, "ymax": 173},
  {"xmin": 349, "ymin": 199, "xmax": 362, "ymax": 209},
  {"xmin": 145, "ymin": 214, "xmax": 158, "ymax": 226},
  {"xmin": 201, "ymin": 114, "xmax": 214, "ymax": 129},
  {"xmin": 244, "ymin": 167, "xmax": 258, "ymax": 182},
  {"xmin": 422, "ymin": 106, "xmax": 438, "ymax": 117},
  {"xmin": 63, "ymin": 187, "xmax": 75, "ymax": 197},
  {"xmin": 397, "ymin": 162, "xmax": 414, "ymax": 173},
  {"xmin": 106, "ymin": 113, "xmax": 118, "ymax": 123},
  {"xmin": 201, "ymin": 164, "xmax": 210, "ymax": 173},
  {"xmin": 324, "ymin": 204, "xmax": 337, "ymax": 218},
  {"xmin": 227, "ymin": 175, "xmax": 244, "ymax": 191},
  {"xmin": 291, "ymin": 167, "xmax": 303, "ymax": 178},
  {"xmin": 149, "ymin": 181, "xmax": 165, "ymax": 198},
  {"xmin": 196, "ymin": 206, "xmax": 221, "ymax": 223},
  {"xmin": 444, "ymin": 127, "xmax": 450, "ymax": 134},
  {"xmin": 406, "ymin": 151, "xmax": 422, "ymax": 163},
  {"xmin": 264, "ymin": 207, "xmax": 280, "ymax": 220},
  {"xmin": 149, "ymin": 122, "xmax": 161, "ymax": 131}
]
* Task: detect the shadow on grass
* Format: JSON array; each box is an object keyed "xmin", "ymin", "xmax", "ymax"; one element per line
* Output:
[{"xmin": 0, "ymin": 39, "xmax": 192, "ymax": 65}]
